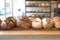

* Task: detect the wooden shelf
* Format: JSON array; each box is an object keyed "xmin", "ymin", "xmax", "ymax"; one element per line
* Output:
[
  {"xmin": 26, "ymin": 11, "xmax": 50, "ymax": 13},
  {"xmin": 26, "ymin": 0, "xmax": 50, "ymax": 1},
  {"xmin": 0, "ymin": 29, "xmax": 60, "ymax": 38},
  {"xmin": 26, "ymin": 6, "xmax": 50, "ymax": 7}
]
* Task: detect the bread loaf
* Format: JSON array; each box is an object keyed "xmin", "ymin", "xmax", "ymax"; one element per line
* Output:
[
  {"xmin": 32, "ymin": 18, "xmax": 43, "ymax": 28},
  {"xmin": 21, "ymin": 16, "xmax": 32, "ymax": 24},
  {"xmin": 1, "ymin": 17, "xmax": 15, "ymax": 29},
  {"xmin": 42, "ymin": 15, "xmax": 53, "ymax": 29},
  {"xmin": 53, "ymin": 16, "xmax": 60, "ymax": 28},
  {"xmin": 17, "ymin": 20, "xmax": 30, "ymax": 29}
]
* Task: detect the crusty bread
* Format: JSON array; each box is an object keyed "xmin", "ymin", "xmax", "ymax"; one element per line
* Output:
[
  {"xmin": 1, "ymin": 17, "xmax": 16, "ymax": 29},
  {"xmin": 42, "ymin": 15, "xmax": 53, "ymax": 29},
  {"xmin": 17, "ymin": 20, "xmax": 30, "ymax": 29},
  {"xmin": 53, "ymin": 16, "xmax": 60, "ymax": 28},
  {"xmin": 32, "ymin": 18, "xmax": 43, "ymax": 28},
  {"xmin": 1, "ymin": 20, "xmax": 14, "ymax": 29},
  {"xmin": 21, "ymin": 16, "xmax": 32, "ymax": 25},
  {"xmin": 42, "ymin": 18, "xmax": 53, "ymax": 29}
]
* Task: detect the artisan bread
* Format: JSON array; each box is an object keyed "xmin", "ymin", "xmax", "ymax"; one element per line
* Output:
[
  {"xmin": 1, "ymin": 17, "xmax": 15, "ymax": 29},
  {"xmin": 42, "ymin": 15, "xmax": 53, "ymax": 29},
  {"xmin": 17, "ymin": 20, "xmax": 30, "ymax": 29},
  {"xmin": 32, "ymin": 18, "xmax": 43, "ymax": 28},
  {"xmin": 53, "ymin": 16, "xmax": 60, "ymax": 28}
]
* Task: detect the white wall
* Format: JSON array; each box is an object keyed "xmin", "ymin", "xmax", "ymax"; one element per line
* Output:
[
  {"xmin": 0, "ymin": 0, "xmax": 5, "ymax": 21},
  {"xmin": 13, "ymin": 0, "xmax": 25, "ymax": 20}
]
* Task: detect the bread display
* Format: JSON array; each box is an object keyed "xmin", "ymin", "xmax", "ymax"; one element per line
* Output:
[
  {"xmin": 26, "ymin": 3, "xmax": 50, "ymax": 7},
  {"xmin": 45, "ymin": 3, "xmax": 50, "ymax": 7},
  {"xmin": 41, "ymin": 3, "xmax": 45, "ymax": 7},
  {"xmin": 53, "ymin": 16, "xmax": 60, "ymax": 28},
  {"xmin": 42, "ymin": 15, "xmax": 53, "ymax": 29},
  {"xmin": 0, "ymin": 15, "xmax": 60, "ymax": 30},
  {"xmin": 27, "ymin": 10, "xmax": 50, "ymax": 13}
]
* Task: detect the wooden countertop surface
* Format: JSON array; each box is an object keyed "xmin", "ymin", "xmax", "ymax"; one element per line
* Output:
[{"xmin": 0, "ymin": 29, "xmax": 60, "ymax": 38}]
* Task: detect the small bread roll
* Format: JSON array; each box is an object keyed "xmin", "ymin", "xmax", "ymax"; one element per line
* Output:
[
  {"xmin": 43, "ymin": 10, "xmax": 46, "ymax": 12},
  {"xmin": 58, "ymin": 4, "xmax": 60, "ymax": 8},
  {"xmin": 34, "ymin": 3, "xmax": 38, "ymax": 7},
  {"xmin": 26, "ymin": 4, "xmax": 29, "ymax": 6},
  {"xmin": 28, "ymin": 3, "xmax": 31, "ymax": 6},
  {"xmin": 47, "ymin": 10, "xmax": 50, "ymax": 12},
  {"xmin": 39, "ymin": 10, "xmax": 42, "ymax": 12},
  {"xmin": 35, "ymin": 10, "xmax": 38, "ymax": 12},
  {"xmin": 41, "ymin": 3, "xmax": 45, "ymax": 6},
  {"xmin": 38, "ymin": 4, "xmax": 41, "ymax": 7},
  {"xmin": 31, "ymin": 3, "xmax": 34, "ymax": 6},
  {"xmin": 32, "ymin": 10, "xmax": 35, "ymax": 12},
  {"xmin": 45, "ymin": 3, "xmax": 50, "ymax": 6}
]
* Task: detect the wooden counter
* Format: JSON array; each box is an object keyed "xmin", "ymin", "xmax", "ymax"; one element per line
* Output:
[{"xmin": 0, "ymin": 29, "xmax": 60, "ymax": 38}]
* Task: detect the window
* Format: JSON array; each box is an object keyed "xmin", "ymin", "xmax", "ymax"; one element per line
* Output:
[
  {"xmin": 0, "ymin": 0, "xmax": 5, "ymax": 21},
  {"xmin": 13, "ymin": 0, "xmax": 25, "ymax": 20},
  {"xmin": 0, "ymin": 0, "xmax": 25, "ymax": 20}
]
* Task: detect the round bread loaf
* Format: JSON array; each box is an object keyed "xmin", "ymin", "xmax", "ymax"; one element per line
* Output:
[
  {"xmin": 32, "ymin": 17, "xmax": 43, "ymax": 28},
  {"xmin": 53, "ymin": 16, "xmax": 60, "ymax": 28},
  {"xmin": 1, "ymin": 17, "xmax": 16, "ymax": 29},
  {"xmin": 42, "ymin": 15, "xmax": 53, "ymax": 29}
]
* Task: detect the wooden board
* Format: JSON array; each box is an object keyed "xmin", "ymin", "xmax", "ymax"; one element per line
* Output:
[{"xmin": 0, "ymin": 29, "xmax": 60, "ymax": 38}]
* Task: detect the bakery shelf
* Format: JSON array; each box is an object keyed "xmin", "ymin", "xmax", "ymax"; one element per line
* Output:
[
  {"xmin": 25, "ymin": 1, "xmax": 51, "ymax": 17},
  {"xmin": 0, "ymin": 29, "xmax": 60, "ymax": 38},
  {"xmin": 26, "ymin": 6, "xmax": 50, "ymax": 8},
  {"xmin": 26, "ymin": 11, "xmax": 50, "ymax": 13}
]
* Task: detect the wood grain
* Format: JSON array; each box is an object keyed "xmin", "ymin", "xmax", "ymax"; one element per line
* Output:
[{"xmin": 0, "ymin": 30, "xmax": 60, "ymax": 38}]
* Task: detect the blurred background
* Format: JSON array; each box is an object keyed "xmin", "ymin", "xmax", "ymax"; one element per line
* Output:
[{"xmin": 0, "ymin": 0, "xmax": 60, "ymax": 39}]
